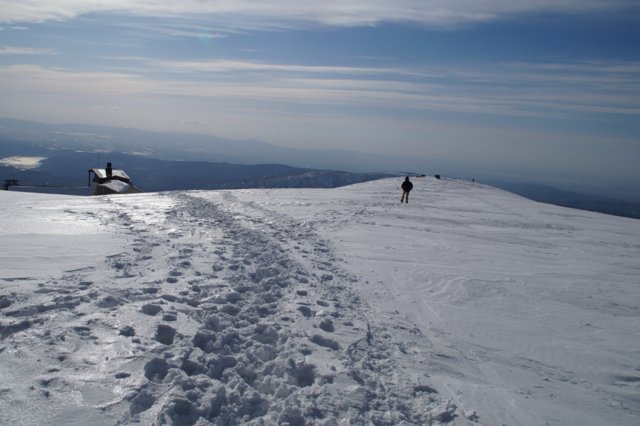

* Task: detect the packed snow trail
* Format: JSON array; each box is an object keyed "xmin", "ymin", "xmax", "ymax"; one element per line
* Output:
[
  {"xmin": 1, "ymin": 178, "xmax": 639, "ymax": 425},
  {"xmin": 0, "ymin": 187, "xmax": 455, "ymax": 425}
]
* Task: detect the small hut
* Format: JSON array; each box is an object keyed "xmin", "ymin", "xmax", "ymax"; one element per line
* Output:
[{"xmin": 88, "ymin": 167, "xmax": 142, "ymax": 195}]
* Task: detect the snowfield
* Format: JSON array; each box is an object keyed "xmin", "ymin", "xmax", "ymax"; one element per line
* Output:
[{"xmin": 1, "ymin": 177, "xmax": 639, "ymax": 425}]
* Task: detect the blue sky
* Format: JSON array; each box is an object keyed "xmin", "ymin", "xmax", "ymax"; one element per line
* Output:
[{"xmin": 1, "ymin": 1, "xmax": 639, "ymax": 197}]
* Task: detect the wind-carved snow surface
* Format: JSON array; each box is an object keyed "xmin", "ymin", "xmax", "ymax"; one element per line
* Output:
[{"xmin": 1, "ymin": 178, "xmax": 639, "ymax": 425}]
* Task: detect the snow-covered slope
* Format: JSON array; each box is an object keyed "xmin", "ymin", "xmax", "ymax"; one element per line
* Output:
[{"xmin": 1, "ymin": 178, "xmax": 639, "ymax": 425}]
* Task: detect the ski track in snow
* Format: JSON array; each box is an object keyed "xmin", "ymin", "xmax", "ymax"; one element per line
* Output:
[{"xmin": 0, "ymin": 190, "xmax": 453, "ymax": 425}]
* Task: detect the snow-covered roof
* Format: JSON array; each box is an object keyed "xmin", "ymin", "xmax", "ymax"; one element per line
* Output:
[
  {"xmin": 100, "ymin": 179, "xmax": 134, "ymax": 193},
  {"xmin": 89, "ymin": 168, "xmax": 130, "ymax": 180}
]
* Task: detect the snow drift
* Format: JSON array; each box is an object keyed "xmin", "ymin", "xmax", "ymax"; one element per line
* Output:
[{"xmin": 1, "ymin": 178, "xmax": 639, "ymax": 425}]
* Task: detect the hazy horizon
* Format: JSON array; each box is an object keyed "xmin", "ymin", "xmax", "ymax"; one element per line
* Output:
[
  {"xmin": 1, "ymin": 116, "xmax": 639, "ymax": 203},
  {"xmin": 1, "ymin": 2, "xmax": 639, "ymax": 199}
]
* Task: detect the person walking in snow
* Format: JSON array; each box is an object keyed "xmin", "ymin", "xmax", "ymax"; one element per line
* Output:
[
  {"xmin": 401, "ymin": 176, "xmax": 413, "ymax": 203},
  {"xmin": 105, "ymin": 162, "xmax": 113, "ymax": 179}
]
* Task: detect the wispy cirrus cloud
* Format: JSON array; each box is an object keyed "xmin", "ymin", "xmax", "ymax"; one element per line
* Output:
[
  {"xmin": 131, "ymin": 57, "xmax": 419, "ymax": 78},
  {"xmin": 1, "ymin": 59, "xmax": 638, "ymax": 118},
  {"xmin": 0, "ymin": 46, "xmax": 58, "ymax": 55},
  {"xmin": 1, "ymin": 1, "xmax": 638, "ymax": 28}
]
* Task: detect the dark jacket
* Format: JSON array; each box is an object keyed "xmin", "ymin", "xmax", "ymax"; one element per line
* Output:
[{"xmin": 402, "ymin": 179, "xmax": 413, "ymax": 191}]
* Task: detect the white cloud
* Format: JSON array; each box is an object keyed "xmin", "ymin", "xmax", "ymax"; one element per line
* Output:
[
  {"xmin": 1, "ymin": 60, "xmax": 639, "ymax": 119},
  {"xmin": 0, "ymin": 46, "xmax": 57, "ymax": 55},
  {"xmin": 0, "ymin": 1, "xmax": 637, "ymax": 27},
  {"xmin": 139, "ymin": 58, "xmax": 409, "ymax": 77}
]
